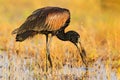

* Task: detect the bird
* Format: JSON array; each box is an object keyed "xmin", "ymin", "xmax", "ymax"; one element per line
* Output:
[{"xmin": 12, "ymin": 6, "xmax": 87, "ymax": 72}]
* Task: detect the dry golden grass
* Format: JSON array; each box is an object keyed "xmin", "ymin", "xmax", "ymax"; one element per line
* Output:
[{"xmin": 0, "ymin": 0, "xmax": 120, "ymax": 79}]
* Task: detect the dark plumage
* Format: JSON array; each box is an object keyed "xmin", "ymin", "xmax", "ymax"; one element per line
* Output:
[
  {"xmin": 12, "ymin": 6, "xmax": 70, "ymax": 41},
  {"xmin": 12, "ymin": 6, "xmax": 87, "ymax": 72}
]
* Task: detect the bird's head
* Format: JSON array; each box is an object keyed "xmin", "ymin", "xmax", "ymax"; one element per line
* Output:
[
  {"xmin": 66, "ymin": 31, "xmax": 87, "ymax": 66},
  {"xmin": 65, "ymin": 31, "xmax": 80, "ymax": 44},
  {"xmin": 56, "ymin": 30, "xmax": 87, "ymax": 66}
]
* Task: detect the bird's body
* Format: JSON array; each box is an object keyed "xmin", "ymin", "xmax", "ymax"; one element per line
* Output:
[
  {"xmin": 12, "ymin": 6, "xmax": 87, "ymax": 72},
  {"xmin": 12, "ymin": 7, "xmax": 70, "ymax": 41}
]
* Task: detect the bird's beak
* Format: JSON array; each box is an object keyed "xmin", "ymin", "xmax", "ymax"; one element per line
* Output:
[{"xmin": 75, "ymin": 39, "xmax": 87, "ymax": 67}]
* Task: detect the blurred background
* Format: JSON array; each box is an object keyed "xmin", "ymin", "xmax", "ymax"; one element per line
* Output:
[
  {"xmin": 0, "ymin": 0, "xmax": 120, "ymax": 79},
  {"xmin": 0, "ymin": 0, "xmax": 120, "ymax": 47}
]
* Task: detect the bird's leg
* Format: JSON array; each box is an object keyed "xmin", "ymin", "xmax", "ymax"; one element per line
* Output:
[
  {"xmin": 46, "ymin": 34, "xmax": 48, "ymax": 72},
  {"xmin": 47, "ymin": 35, "xmax": 53, "ymax": 68},
  {"xmin": 48, "ymin": 34, "xmax": 53, "ymax": 47},
  {"xmin": 46, "ymin": 34, "xmax": 52, "ymax": 72}
]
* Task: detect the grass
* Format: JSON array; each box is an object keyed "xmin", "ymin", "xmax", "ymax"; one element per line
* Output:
[{"xmin": 0, "ymin": 0, "xmax": 120, "ymax": 80}]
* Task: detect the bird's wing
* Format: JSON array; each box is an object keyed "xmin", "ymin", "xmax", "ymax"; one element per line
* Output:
[
  {"xmin": 15, "ymin": 7, "xmax": 70, "ymax": 34},
  {"xmin": 16, "ymin": 8, "xmax": 45, "ymax": 34},
  {"xmin": 45, "ymin": 11, "xmax": 70, "ymax": 31}
]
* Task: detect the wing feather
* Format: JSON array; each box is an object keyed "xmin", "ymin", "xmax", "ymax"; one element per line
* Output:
[
  {"xmin": 45, "ymin": 11, "xmax": 70, "ymax": 31},
  {"xmin": 15, "ymin": 7, "xmax": 70, "ymax": 34}
]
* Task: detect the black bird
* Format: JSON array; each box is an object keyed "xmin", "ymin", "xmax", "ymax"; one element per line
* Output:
[{"xmin": 12, "ymin": 6, "xmax": 87, "ymax": 72}]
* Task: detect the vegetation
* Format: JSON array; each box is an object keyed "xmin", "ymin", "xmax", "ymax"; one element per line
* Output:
[{"xmin": 0, "ymin": 0, "xmax": 120, "ymax": 79}]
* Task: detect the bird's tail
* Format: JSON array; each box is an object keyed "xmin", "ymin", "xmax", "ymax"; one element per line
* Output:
[
  {"xmin": 12, "ymin": 28, "xmax": 19, "ymax": 34},
  {"xmin": 16, "ymin": 30, "xmax": 38, "ymax": 42}
]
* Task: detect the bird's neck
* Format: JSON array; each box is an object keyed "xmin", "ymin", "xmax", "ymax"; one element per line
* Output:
[{"xmin": 56, "ymin": 30, "xmax": 68, "ymax": 41}]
